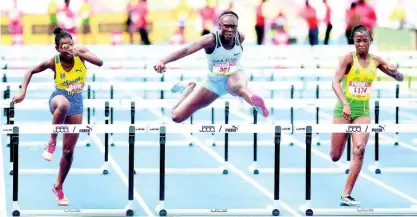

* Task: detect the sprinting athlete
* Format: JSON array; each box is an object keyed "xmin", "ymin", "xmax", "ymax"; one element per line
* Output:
[
  {"xmin": 12, "ymin": 26, "xmax": 103, "ymax": 206},
  {"xmin": 154, "ymin": 11, "xmax": 269, "ymax": 123},
  {"xmin": 331, "ymin": 24, "xmax": 404, "ymax": 206}
]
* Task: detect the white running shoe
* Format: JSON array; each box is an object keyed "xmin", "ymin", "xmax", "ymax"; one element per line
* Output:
[
  {"xmin": 171, "ymin": 80, "xmax": 195, "ymax": 94},
  {"xmin": 340, "ymin": 195, "xmax": 361, "ymax": 206}
]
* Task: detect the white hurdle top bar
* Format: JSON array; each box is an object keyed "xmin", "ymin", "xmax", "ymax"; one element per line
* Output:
[
  {"xmin": 1, "ymin": 98, "xmax": 416, "ymax": 109},
  {"xmin": 2, "ymin": 124, "xmax": 417, "ymax": 134},
  {"xmin": 1, "ymin": 124, "xmax": 288, "ymax": 134}
]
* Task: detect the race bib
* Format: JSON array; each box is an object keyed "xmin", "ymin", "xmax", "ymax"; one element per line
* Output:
[
  {"xmin": 213, "ymin": 61, "xmax": 237, "ymax": 76},
  {"xmin": 66, "ymin": 83, "xmax": 85, "ymax": 95},
  {"xmin": 347, "ymin": 81, "xmax": 371, "ymax": 100}
]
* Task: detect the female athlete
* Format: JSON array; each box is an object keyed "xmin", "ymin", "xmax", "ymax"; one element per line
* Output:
[
  {"xmin": 12, "ymin": 26, "xmax": 103, "ymax": 206},
  {"xmin": 154, "ymin": 11, "xmax": 269, "ymax": 123},
  {"xmin": 331, "ymin": 24, "xmax": 404, "ymax": 206}
]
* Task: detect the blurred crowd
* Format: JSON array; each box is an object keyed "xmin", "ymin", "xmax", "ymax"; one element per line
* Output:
[{"xmin": 4, "ymin": 0, "xmax": 415, "ymax": 46}]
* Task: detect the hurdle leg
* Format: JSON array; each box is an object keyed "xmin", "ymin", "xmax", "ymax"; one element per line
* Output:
[{"xmin": 250, "ymin": 107, "xmax": 259, "ymax": 174}]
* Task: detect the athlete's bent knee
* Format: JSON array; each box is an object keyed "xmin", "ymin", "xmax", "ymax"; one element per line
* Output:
[
  {"xmin": 230, "ymin": 84, "xmax": 244, "ymax": 96},
  {"xmin": 353, "ymin": 145, "xmax": 365, "ymax": 160},
  {"xmin": 62, "ymin": 149, "xmax": 74, "ymax": 161},
  {"xmin": 57, "ymin": 103, "xmax": 70, "ymax": 113},
  {"xmin": 330, "ymin": 153, "xmax": 342, "ymax": 162},
  {"xmin": 171, "ymin": 110, "xmax": 186, "ymax": 123}
]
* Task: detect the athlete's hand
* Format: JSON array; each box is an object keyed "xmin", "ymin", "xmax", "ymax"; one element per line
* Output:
[
  {"xmin": 62, "ymin": 44, "xmax": 79, "ymax": 56},
  {"xmin": 342, "ymin": 104, "xmax": 351, "ymax": 121},
  {"xmin": 12, "ymin": 93, "xmax": 25, "ymax": 104},
  {"xmin": 387, "ymin": 64, "xmax": 404, "ymax": 81},
  {"xmin": 154, "ymin": 61, "xmax": 166, "ymax": 73}
]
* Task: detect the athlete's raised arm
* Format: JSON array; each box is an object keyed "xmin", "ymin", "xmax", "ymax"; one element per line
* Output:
[
  {"xmin": 373, "ymin": 55, "xmax": 404, "ymax": 82},
  {"xmin": 154, "ymin": 33, "xmax": 216, "ymax": 73},
  {"xmin": 13, "ymin": 58, "xmax": 54, "ymax": 103}
]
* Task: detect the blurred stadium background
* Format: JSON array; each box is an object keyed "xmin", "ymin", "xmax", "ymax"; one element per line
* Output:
[{"xmin": 0, "ymin": 0, "xmax": 416, "ymax": 50}]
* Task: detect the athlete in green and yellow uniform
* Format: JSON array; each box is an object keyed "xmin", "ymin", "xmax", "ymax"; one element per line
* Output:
[
  {"xmin": 330, "ymin": 25, "xmax": 404, "ymax": 207},
  {"xmin": 12, "ymin": 26, "xmax": 103, "ymax": 206}
]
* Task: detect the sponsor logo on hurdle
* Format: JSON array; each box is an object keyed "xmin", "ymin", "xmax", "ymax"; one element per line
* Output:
[
  {"xmin": 199, "ymin": 125, "xmax": 216, "ymax": 133},
  {"xmin": 356, "ymin": 208, "xmax": 374, "ymax": 213},
  {"xmin": 371, "ymin": 125, "xmax": 386, "ymax": 133},
  {"xmin": 53, "ymin": 126, "xmax": 73, "ymax": 133},
  {"xmin": 224, "ymin": 125, "xmax": 239, "ymax": 132},
  {"xmin": 2, "ymin": 127, "xmax": 12, "ymax": 132},
  {"xmin": 64, "ymin": 209, "xmax": 81, "ymax": 213},
  {"xmin": 135, "ymin": 127, "xmax": 146, "ymax": 132},
  {"xmin": 210, "ymin": 209, "xmax": 227, "ymax": 213},
  {"xmin": 78, "ymin": 125, "xmax": 93, "ymax": 133},
  {"xmin": 149, "ymin": 127, "xmax": 160, "ymax": 132},
  {"xmin": 346, "ymin": 125, "xmax": 362, "ymax": 133}
]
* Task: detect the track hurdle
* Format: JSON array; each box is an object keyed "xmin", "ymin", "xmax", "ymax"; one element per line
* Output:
[
  {"xmin": 133, "ymin": 102, "xmax": 230, "ymax": 175},
  {"xmin": 154, "ymin": 124, "xmax": 286, "ymax": 216},
  {"xmin": 4, "ymin": 101, "xmax": 115, "ymax": 175},
  {"xmin": 296, "ymin": 124, "xmax": 417, "ymax": 216},
  {"xmin": 368, "ymin": 99, "xmax": 417, "ymax": 174},
  {"xmin": 2, "ymin": 124, "xmax": 137, "ymax": 216}
]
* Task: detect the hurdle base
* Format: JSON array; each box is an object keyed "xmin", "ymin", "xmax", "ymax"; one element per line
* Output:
[
  {"xmin": 299, "ymin": 206, "xmax": 417, "ymax": 216},
  {"xmin": 15, "ymin": 209, "xmax": 131, "ymax": 216},
  {"xmin": 252, "ymin": 167, "xmax": 349, "ymax": 174},
  {"xmin": 368, "ymin": 164, "xmax": 417, "ymax": 174},
  {"xmin": 134, "ymin": 167, "xmax": 226, "ymax": 175},
  {"xmin": 157, "ymin": 208, "xmax": 279, "ymax": 216},
  {"xmin": 12, "ymin": 200, "xmax": 134, "ymax": 216},
  {"xmin": 15, "ymin": 167, "xmax": 109, "ymax": 175}
]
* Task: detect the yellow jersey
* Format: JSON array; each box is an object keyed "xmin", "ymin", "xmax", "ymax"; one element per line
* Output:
[
  {"xmin": 54, "ymin": 55, "xmax": 87, "ymax": 95},
  {"xmin": 342, "ymin": 52, "xmax": 377, "ymax": 101}
]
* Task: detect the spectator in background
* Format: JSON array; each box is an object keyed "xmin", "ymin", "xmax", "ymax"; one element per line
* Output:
[
  {"xmin": 299, "ymin": 0, "xmax": 318, "ymax": 46},
  {"xmin": 270, "ymin": 11, "xmax": 289, "ymax": 45},
  {"xmin": 8, "ymin": 0, "xmax": 23, "ymax": 45},
  {"xmin": 355, "ymin": 0, "xmax": 377, "ymax": 33},
  {"xmin": 131, "ymin": 0, "xmax": 151, "ymax": 45},
  {"xmin": 57, "ymin": 0, "xmax": 76, "ymax": 38},
  {"xmin": 389, "ymin": 0, "xmax": 406, "ymax": 29},
  {"xmin": 255, "ymin": 0, "xmax": 266, "ymax": 45},
  {"xmin": 322, "ymin": 0, "xmax": 332, "ymax": 45},
  {"xmin": 174, "ymin": 0, "xmax": 192, "ymax": 31},
  {"xmin": 199, "ymin": 0, "xmax": 216, "ymax": 36},
  {"xmin": 78, "ymin": 0, "xmax": 93, "ymax": 44},
  {"xmin": 170, "ymin": 20, "xmax": 186, "ymax": 45},
  {"xmin": 126, "ymin": 0, "xmax": 136, "ymax": 44},
  {"xmin": 345, "ymin": 2, "xmax": 360, "ymax": 44},
  {"xmin": 48, "ymin": 0, "xmax": 59, "ymax": 35}
]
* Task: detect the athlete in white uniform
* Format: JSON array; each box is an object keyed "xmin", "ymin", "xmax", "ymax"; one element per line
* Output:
[{"xmin": 154, "ymin": 11, "xmax": 269, "ymax": 123}]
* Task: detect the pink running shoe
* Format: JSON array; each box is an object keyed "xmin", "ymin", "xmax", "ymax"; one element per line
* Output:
[
  {"xmin": 250, "ymin": 95, "xmax": 269, "ymax": 117},
  {"xmin": 42, "ymin": 142, "xmax": 56, "ymax": 161},
  {"xmin": 52, "ymin": 185, "xmax": 68, "ymax": 206}
]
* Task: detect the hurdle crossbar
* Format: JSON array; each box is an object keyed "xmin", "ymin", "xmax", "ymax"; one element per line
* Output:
[
  {"xmin": 299, "ymin": 126, "xmax": 417, "ymax": 216},
  {"xmin": 9, "ymin": 127, "xmax": 135, "ymax": 217},
  {"xmin": 5, "ymin": 102, "xmax": 112, "ymax": 176}
]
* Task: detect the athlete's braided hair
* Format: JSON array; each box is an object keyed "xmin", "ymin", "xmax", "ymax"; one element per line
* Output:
[
  {"xmin": 350, "ymin": 24, "xmax": 373, "ymax": 42},
  {"xmin": 219, "ymin": 11, "xmax": 239, "ymax": 20},
  {"xmin": 52, "ymin": 26, "xmax": 72, "ymax": 46}
]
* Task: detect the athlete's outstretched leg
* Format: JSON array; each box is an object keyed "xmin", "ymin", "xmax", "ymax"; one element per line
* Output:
[
  {"xmin": 226, "ymin": 72, "xmax": 269, "ymax": 117},
  {"xmin": 330, "ymin": 117, "xmax": 350, "ymax": 161},
  {"xmin": 340, "ymin": 116, "xmax": 370, "ymax": 206},
  {"xmin": 172, "ymin": 86, "xmax": 219, "ymax": 123},
  {"xmin": 43, "ymin": 95, "xmax": 70, "ymax": 161},
  {"xmin": 53, "ymin": 114, "xmax": 83, "ymax": 206}
]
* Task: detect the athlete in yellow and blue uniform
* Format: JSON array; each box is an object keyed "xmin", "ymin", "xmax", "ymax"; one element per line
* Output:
[
  {"xmin": 330, "ymin": 25, "xmax": 404, "ymax": 207},
  {"xmin": 12, "ymin": 26, "xmax": 103, "ymax": 206}
]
